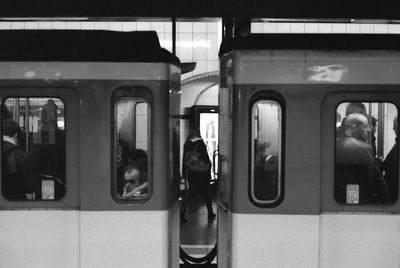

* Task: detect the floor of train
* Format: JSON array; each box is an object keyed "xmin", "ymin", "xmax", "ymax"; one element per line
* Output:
[{"xmin": 180, "ymin": 192, "xmax": 217, "ymax": 266}]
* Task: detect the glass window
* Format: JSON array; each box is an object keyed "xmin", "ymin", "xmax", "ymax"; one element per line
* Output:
[
  {"xmin": 335, "ymin": 102, "xmax": 398, "ymax": 205},
  {"xmin": 1, "ymin": 97, "xmax": 66, "ymax": 201},
  {"xmin": 250, "ymin": 100, "xmax": 282, "ymax": 205},
  {"xmin": 114, "ymin": 98, "xmax": 150, "ymax": 201}
]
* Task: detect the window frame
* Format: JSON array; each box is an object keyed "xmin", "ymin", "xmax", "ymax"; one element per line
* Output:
[
  {"xmin": 320, "ymin": 89, "xmax": 400, "ymax": 214},
  {"xmin": 111, "ymin": 88, "xmax": 153, "ymax": 204},
  {"xmin": 248, "ymin": 92, "xmax": 285, "ymax": 208},
  {"xmin": 334, "ymin": 100, "xmax": 399, "ymax": 206},
  {"xmin": 1, "ymin": 96, "xmax": 67, "ymax": 202}
]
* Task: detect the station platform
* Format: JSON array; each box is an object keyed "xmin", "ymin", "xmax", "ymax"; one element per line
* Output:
[{"xmin": 180, "ymin": 193, "xmax": 217, "ymax": 266}]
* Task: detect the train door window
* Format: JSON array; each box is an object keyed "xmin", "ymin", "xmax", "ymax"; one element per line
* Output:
[
  {"xmin": 335, "ymin": 102, "xmax": 398, "ymax": 205},
  {"xmin": 113, "ymin": 97, "xmax": 150, "ymax": 201},
  {"xmin": 1, "ymin": 97, "xmax": 66, "ymax": 201},
  {"xmin": 250, "ymin": 100, "xmax": 282, "ymax": 205}
]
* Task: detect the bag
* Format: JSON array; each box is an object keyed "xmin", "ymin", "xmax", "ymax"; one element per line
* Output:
[{"xmin": 183, "ymin": 143, "xmax": 210, "ymax": 172}]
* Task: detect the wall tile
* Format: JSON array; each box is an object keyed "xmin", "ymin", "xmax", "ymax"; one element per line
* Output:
[{"xmin": 193, "ymin": 33, "xmax": 207, "ymax": 60}]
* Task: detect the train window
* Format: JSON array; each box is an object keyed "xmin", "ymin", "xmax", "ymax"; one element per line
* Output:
[
  {"xmin": 250, "ymin": 100, "xmax": 282, "ymax": 205},
  {"xmin": 335, "ymin": 102, "xmax": 398, "ymax": 205},
  {"xmin": 113, "ymin": 98, "xmax": 150, "ymax": 201},
  {"xmin": 1, "ymin": 98, "xmax": 66, "ymax": 201}
]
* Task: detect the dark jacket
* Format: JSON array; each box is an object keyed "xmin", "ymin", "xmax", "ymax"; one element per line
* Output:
[
  {"xmin": 335, "ymin": 136, "xmax": 388, "ymax": 203},
  {"xmin": 382, "ymin": 142, "xmax": 398, "ymax": 202},
  {"xmin": 2, "ymin": 140, "xmax": 38, "ymax": 199},
  {"xmin": 182, "ymin": 138, "xmax": 211, "ymax": 184}
]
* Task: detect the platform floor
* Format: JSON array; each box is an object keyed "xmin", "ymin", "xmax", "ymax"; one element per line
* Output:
[{"xmin": 180, "ymin": 193, "xmax": 217, "ymax": 265}]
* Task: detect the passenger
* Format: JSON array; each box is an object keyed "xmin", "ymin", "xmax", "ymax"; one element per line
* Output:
[
  {"xmin": 122, "ymin": 151, "xmax": 148, "ymax": 198},
  {"xmin": 369, "ymin": 116, "xmax": 378, "ymax": 157},
  {"xmin": 337, "ymin": 102, "xmax": 367, "ymax": 138},
  {"xmin": 335, "ymin": 113, "xmax": 389, "ymax": 204},
  {"xmin": 2, "ymin": 119, "xmax": 38, "ymax": 200},
  {"xmin": 382, "ymin": 116, "xmax": 398, "ymax": 202},
  {"xmin": 182, "ymin": 126, "xmax": 215, "ymax": 221},
  {"xmin": 2, "ymin": 105, "xmax": 12, "ymax": 120},
  {"xmin": 253, "ymin": 141, "xmax": 278, "ymax": 200}
]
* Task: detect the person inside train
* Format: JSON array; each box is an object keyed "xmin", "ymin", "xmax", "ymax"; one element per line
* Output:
[
  {"xmin": 121, "ymin": 149, "xmax": 148, "ymax": 198},
  {"xmin": 369, "ymin": 116, "xmax": 378, "ymax": 157},
  {"xmin": 335, "ymin": 113, "xmax": 389, "ymax": 204},
  {"xmin": 382, "ymin": 116, "xmax": 398, "ymax": 202},
  {"xmin": 337, "ymin": 102, "xmax": 367, "ymax": 139},
  {"xmin": 182, "ymin": 126, "xmax": 215, "ymax": 222},
  {"xmin": 253, "ymin": 140, "xmax": 278, "ymax": 200},
  {"xmin": 2, "ymin": 119, "xmax": 38, "ymax": 200}
]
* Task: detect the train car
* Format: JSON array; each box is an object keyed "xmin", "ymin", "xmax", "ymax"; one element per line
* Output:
[
  {"xmin": 0, "ymin": 30, "xmax": 181, "ymax": 268},
  {"xmin": 218, "ymin": 34, "xmax": 400, "ymax": 268}
]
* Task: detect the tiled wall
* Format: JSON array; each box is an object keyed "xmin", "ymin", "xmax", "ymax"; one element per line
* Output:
[{"xmin": 176, "ymin": 22, "xmax": 221, "ymax": 80}]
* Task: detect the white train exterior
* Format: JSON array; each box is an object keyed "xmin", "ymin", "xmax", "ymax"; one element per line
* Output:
[{"xmin": 218, "ymin": 34, "xmax": 400, "ymax": 268}]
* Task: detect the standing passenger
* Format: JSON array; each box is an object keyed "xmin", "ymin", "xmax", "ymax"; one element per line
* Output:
[
  {"xmin": 335, "ymin": 113, "xmax": 389, "ymax": 203},
  {"xmin": 2, "ymin": 119, "xmax": 38, "ymax": 200},
  {"xmin": 182, "ymin": 126, "xmax": 216, "ymax": 221}
]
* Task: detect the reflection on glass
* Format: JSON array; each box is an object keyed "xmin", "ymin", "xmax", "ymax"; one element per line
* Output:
[
  {"xmin": 1, "ymin": 97, "xmax": 66, "ymax": 201},
  {"xmin": 251, "ymin": 100, "xmax": 282, "ymax": 204},
  {"xmin": 114, "ymin": 98, "xmax": 149, "ymax": 200},
  {"xmin": 335, "ymin": 102, "xmax": 398, "ymax": 204}
]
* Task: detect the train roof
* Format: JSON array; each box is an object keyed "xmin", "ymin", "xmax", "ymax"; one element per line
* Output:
[
  {"xmin": 219, "ymin": 34, "xmax": 400, "ymax": 57},
  {"xmin": 0, "ymin": 30, "xmax": 179, "ymax": 65}
]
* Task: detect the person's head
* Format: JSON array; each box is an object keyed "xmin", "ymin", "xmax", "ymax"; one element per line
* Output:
[
  {"xmin": 346, "ymin": 102, "xmax": 367, "ymax": 117},
  {"xmin": 124, "ymin": 165, "xmax": 141, "ymax": 184},
  {"xmin": 2, "ymin": 119, "xmax": 21, "ymax": 144},
  {"xmin": 393, "ymin": 116, "xmax": 398, "ymax": 137},
  {"xmin": 188, "ymin": 125, "xmax": 201, "ymax": 139},
  {"xmin": 127, "ymin": 149, "xmax": 147, "ymax": 164},
  {"xmin": 2, "ymin": 106, "xmax": 12, "ymax": 120},
  {"xmin": 344, "ymin": 113, "xmax": 370, "ymax": 142},
  {"xmin": 125, "ymin": 149, "xmax": 148, "ymax": 184}
]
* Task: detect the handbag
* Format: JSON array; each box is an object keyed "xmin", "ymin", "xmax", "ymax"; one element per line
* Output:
[{"xmin": 183, "ymin": 142, "xmax": 210, "ymax": 173}]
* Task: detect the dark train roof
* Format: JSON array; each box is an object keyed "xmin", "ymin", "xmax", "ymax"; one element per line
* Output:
[
  {"xmin": 0, "ymin": 30, "xmax": 179, "ymax": 65},
  {"xmin": 219, "ymin": 34, "xmax": 400, "ymax": 57}
]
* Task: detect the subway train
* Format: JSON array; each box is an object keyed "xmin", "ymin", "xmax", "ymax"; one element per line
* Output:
[
  {"xmin": 1, "ymin": 29, "xmax": 400, "ymax": 268},
  {"xmin": 217, "ymin": 34, "xmax": 400, "ymax": 268},
  {"xmin": 0, "ymin": 30, "xmax": 182, "ymax": 268}
]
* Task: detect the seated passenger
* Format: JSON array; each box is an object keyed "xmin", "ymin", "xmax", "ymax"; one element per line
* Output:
[
  {"xmin": 122, "ymin": 150, "xmax": 148, "ymax": 198},
  {"xmin": 2, "ymin": 119, "xmax": 38, "ymax": 200},
  {"xmin": 335, "ymin": 113, "xmax": 389, "ymax": 204}
]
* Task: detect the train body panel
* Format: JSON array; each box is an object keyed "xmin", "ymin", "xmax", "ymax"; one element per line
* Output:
[
  {"xmin": 81, "ymin": 211, "xmax": 169, "ymax": 268},
  {"xmin": 319, "ymin": 214, "xmax": 400, "ymax": 268},
  {"xmin": 231, "ymin": 214, "xmax": 319, "ymax": 268},
  {"xmin": 0, "ymin": 62, "xmax": 171, "ymax": 81},
  {"xmin": 229, "ymin": 50, "xmax": 400, "ymax": 85},
  {"xmin": 0, "ymin": 210, "xmax": 80, "ymax": 268}
]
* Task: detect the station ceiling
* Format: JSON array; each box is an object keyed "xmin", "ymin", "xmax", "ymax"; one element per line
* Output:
[{"xmin": 0, "ymin": 0, "xmax": 399, "ymax": 20}]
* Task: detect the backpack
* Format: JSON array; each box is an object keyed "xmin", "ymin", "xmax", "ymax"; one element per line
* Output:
[{"xmin": 183, "ymin": 142, "xmax": 210, "ymax": 173}]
